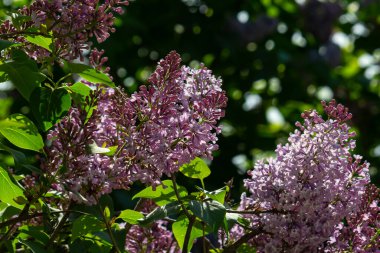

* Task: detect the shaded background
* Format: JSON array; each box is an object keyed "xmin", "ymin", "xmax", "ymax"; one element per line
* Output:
[{"xmin": 1, "ymin": 0, "xmax": 380, "ymax": 202}]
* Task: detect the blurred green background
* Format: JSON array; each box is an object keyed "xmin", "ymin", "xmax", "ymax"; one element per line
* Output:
[{"xmin": 1, "ymin": 0, "xmax": 379, "ymax": 201}]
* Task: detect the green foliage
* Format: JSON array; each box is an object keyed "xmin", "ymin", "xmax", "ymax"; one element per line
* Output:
[
  {"xmin": 70, "ymin": 235, "xmax": 113, "ymax": 253},
  {"xmin": 19, "ymin": 239, "xmax": 48, "ymax": 253},
  {"xmin": 0, "ymin": 40, "xmax": 15, "ymax": 51},
  {"xmin": 86, "ymin": 142, "xmax": 117, "ymax": 156},
  {"xmin": 180, "ymin": 157, "xmax": 211, "ymax": 180},
  {"xmin": 0, "ymin": 50, "xmax": 45, "ymax": 101},
  {"xmin": 9, "ymin": 13, "xmax": 31, "ymax": 30},
  {"xmin": 24, "ymin": 34, "xmax": 53, "ymax": 52},
  {"xmin": 133, "ymin": 179, "xmax": 188, "ymax": 206},
  {"xmin": 0, "ymin": 165, "xmax": 25, "ymax": 209},
  {"xmin": 188, "ymin": 199, "xmax": 226, "ymax": 232},
  {"xmin": 66, "ymin": 82, "xmax": 92, "ymax": 102},
  {"xmin": 17, "ymin": 225, "xmax": 50, "ymax": 245},
  {"xmin": 71, "ymin": 215, "xmax": 106, "ymax": 242},
  {"xmin": 172, "ymin": 215, "xmax": 206, "ymax": 252},
  {"xmin": 68, "ymin": 63, "xmax": 115, "ymax": 88},
  {"xmin": 195, "ymin": 185, "xmax": 229, "ymax": 204},
  {"xmin": 237, "ymin": 244, "xmax": 256, "ymax": 253},
  {"xmin": 138, "ymin": 202, "xmax": 181, "ymax": 226},
  {"xmin": 30, "ymin": 87, "xmax": 71, "ymax": 131},
  {"xmin": 117, "ymin": 209, "xmax": 144, "ymax": 225},
  {"xmin": 0, "ymin": 114, "xmax": 44, "ymax": 152}
]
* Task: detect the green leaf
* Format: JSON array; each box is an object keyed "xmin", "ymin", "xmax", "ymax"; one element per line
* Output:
[
  {"xmin": 0, "ymin": 40, "xmax": 15, "ymax": 51},
  {"xmin": 188, "ymin": 199, "xmax": 226, "ymax": 232},
  {"xmin": 180, "ymin": 157, "xmax": 211, "ymax": 180},
  {"xmin": 103, "ymin": 206, "xmax": 111, "ymax": 221},
  {"xmin": 0, "ymin": 165, "xmax": 25, "ymax": 209},
  {"xmin": 0, "ymin": 50, "xmax": 45, "ymax": 101},
  {"xmin": 19, "ymin": 239, "xmax": 48, "ymax": 253},
  {"xmin": 25, "ymin": 35, "xmax": 53, "ymax": 52},
  {"xmin": 196, "ymin": 185, "xmax": 229, "ymax": 204},
  {"xmin": 68, "ymin": 63, "xmax": 115, "ymax": 88},
  {"xmin": 0, "ymin": 204, "xmax": 20, "ymax": 222},
  {"xmin": 71, "ymin": 215, "xmax": 105, "ymax": 242},
  {"xmin": 18, "ymin": 225, "xmax": 50, "ymax": 245},
  {"xmin": 10, "ymin": 13, "xmax": 32, "ymax": 29},
  {"xmin": 30, "ymin": 87, "xmax": 71, "ymax": 131},
  {"xmin": 117, "ymin": 209, "xmax": 144, "ymax": 225},
  {"xmin": 237, "ymin": 244, "xmax": 257, "ymax": 253},
  {"xmin": 0, "ymin": 114, "xmax": 44, "ymax": 152},
  {"xmin": 132, "ymin": 180, "xmax": 188, "ymax": 206},
  {"xmin": 66, "ymin": 82, "xmax": 92, "ymax": 98},
  {"xmin": 87, "ymin": 142, "xmax": 113, "ymax": 155},
  {"xmin": 172, "ymin": 215, "xmax": 206, "ymax": 252},
  {"xmin": 70, "ymin": 236, "xmax": 113, "ymax": 253},
  {"xmin": 0, "ymin": 141, "xmax": 29, "ymax": 168},
  {"xmin": 138, "ymin": 202, "xmax": 181, "ymax": 226}
]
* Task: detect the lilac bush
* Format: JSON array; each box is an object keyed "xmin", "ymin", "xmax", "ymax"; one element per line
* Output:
[{"xmin": 0, "ymin": 0, "xmax": 378, "ymax": 252}]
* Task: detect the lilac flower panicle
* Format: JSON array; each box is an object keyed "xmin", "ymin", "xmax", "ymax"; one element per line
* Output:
[
  {"xmin": 0, "ymin": 0, "xmax": 129, "ymax": 61},
  {"xmin": 125, "ymin": 200, "xmax": 180, "ymax": 253},
  {"xmin": 110, "ymin": 51, "xmax": 227, "ymax": 186},
  {"xmin": 44, "ymin": 51, "xmax": 227, "ymax": 204},
  {"xmin": 326, "ymin": 184, "xmax": 380, "ymax": 253},
  {"xmin": 43, "ymin": 89, "xmax": 133, "ymax": 205},
  {"xmin": 229, "ymin": 100, "xmax": 374, "ymax": 253}
]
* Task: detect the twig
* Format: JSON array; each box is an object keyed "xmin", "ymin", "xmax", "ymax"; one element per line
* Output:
[
  {"xmin": 172, "ymin": 175, "xmax": 196, "ymax": 252},
  {"xmin": 98, "ymin": 201, "xmax": 121, "ymax": 253},
  {"xmin": 45, "ymin": 202, "xmax": 73, "ymax": 248},
  {"xmin": 226, "ymin": 209, "xmax": 289, "ymax": 215},
  {"xmin": 0, "ymin": 210, "xmax": 89, "ymax": 229},
  {"xmin": 222, "ymin": 228, "xmax": 264, "ymax": 253},
  {"xmin": 0, "ymin": 203, "xmax": 30, "ymax": 245}
]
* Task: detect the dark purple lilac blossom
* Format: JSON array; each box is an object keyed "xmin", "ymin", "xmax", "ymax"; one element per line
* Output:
[
  {"xmin": 43, "ymin": 89, "xmax": 132, "ymax": 204},
  {"xmin": 0, "ymin": 0, "xmax": 128, "ymax": 61},
  {"xmin": 43, "ymin": 51, "xmax": 227, "ymax": 204},
  {"xmin": 111, "ymin": 51, "xmax": 227, "ymax": 186},
  {"xmin": 227, "ymin": 100, "xmax": 375, "ymax": 253},
  {"xmin": 125, "ymin": 200, "xmax": 180, "ymax": 253}
]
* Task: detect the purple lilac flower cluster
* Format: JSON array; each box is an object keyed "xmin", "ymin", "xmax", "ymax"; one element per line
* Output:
[
  {"xmin": 0, "ymin": 0, "xmax": 128, "ymax": 61},
  {"xmin": 125, "ymin": 200, "xmax": 180, "ymax": 253},
  {"xmin": 110, "ymin": 51, "xmax": 227, "ymax": 186},
  {"xmin": 44, "ymin": 51, "xmax": 227, "ymax": 204},
  {"xmin": 229, "ymin": 100, "xmax": 373, "ymax": 252},
  {"xmin": 326, "ymin": 184, "xmax": 380, "ymax": 252},
  {"xmin": 43, "ymin": 90, "xmax": 132, "ymax": 204}
]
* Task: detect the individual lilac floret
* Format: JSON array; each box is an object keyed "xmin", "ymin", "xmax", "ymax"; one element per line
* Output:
[
  {"xmin": 0, "ymin": 0, "xmax": 128, "ymax": 61},
  {"xmin": 230, "ymin": 100, "xmax": 371, "ymax": 252},
  {"xmin": 125, "ymin": 200, "xmax": 180, "ymax": 253},
  {"xmin": 325, "ymin": 184, "xmax": 380, "ymax": 253}
]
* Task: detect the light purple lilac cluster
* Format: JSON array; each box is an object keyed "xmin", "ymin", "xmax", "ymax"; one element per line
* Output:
[
  {"xmin": 326, "ymin": 184, "xmax": 379, "ymax": 252},
  {"xmin": 229, "ymin": 100, "xmax": 374, "ymax": 252},
  {"xmin": 43, "ymin": 51, "xmax": 227, "ymax": 204},
  {"xmin": 110, "ymin": 51, "xmax": 227, "ymax": 186},
  {"xmin": 125, "ymin": 200, "xmax": 180, "ymax": 253},
  {"xmin": 0, "ymin": 0, "xmax": 128, "ymax": 61}
]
